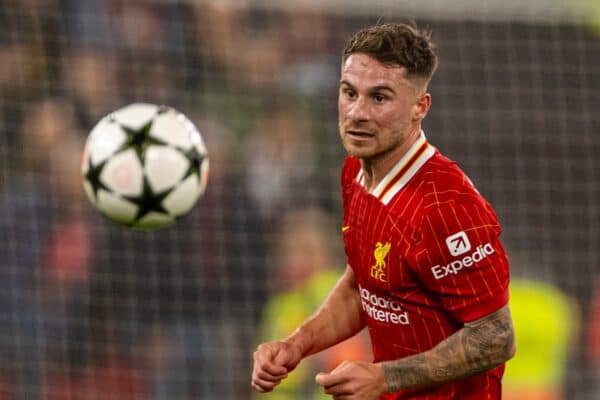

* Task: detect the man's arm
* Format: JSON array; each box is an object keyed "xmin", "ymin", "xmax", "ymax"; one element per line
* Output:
[
  {"xmin": 286, "ymin": 265, "xmax": 364, "ymax": 356},
  {"xmin": 382, "ymin": 304, "xmax": 515, "ymax": 391},
  {"xmin": 316, "ymin": 305, "xmax": 515, "ymax": 399},
  {"xmin": 252, "ymin": 265, "xmax": 364, "ymax": 393}
]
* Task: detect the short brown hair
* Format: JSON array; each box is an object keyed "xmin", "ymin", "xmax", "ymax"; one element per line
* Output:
[{"xmin": 342, "ymin": 23, "xmax": 438, "ymax": 85}]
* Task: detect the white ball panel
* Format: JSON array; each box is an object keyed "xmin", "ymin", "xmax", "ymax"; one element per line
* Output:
[
  {"xmin": 100, "ymin": 149, "xmax": 144, "ymax": 196},
  {"xmin": 133, "ymin": 212, "xmax": 175, "ymax": 230},
  {"xmin": 112, "ymin": 103, "xmax": 158, "ymax": 130},
  {"xmin": 150, "ymin": 109, "xmax": 196, "ymax": 149},
  {"xmin": 144, "ymin": 145, "xmax": 189, "ymax": 193},
  {"xmin": 163, "ymin": 174, "xmax": 201, "ymax": 216},
  {"xmin": 87, "ymin": 120, "xmax": 126, "ymax": 165},
  {"xmin": 96, "ymin": 190, "xmax": 138, "ymax": 225}
]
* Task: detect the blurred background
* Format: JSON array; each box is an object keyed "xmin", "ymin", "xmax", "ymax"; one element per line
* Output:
[{"xmin": 0, "ymin": 0, "xmax": 599, "ymax": 399}]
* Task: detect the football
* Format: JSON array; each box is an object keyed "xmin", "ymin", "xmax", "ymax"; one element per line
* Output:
[{"xmin": 81, "ymin": 103, "xmax": 209, "ymax": 230}]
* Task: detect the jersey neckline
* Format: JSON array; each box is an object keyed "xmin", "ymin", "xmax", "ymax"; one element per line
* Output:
[{"xmin": 355, "ymin": 130, "xmax": 436, "ymax": 205}]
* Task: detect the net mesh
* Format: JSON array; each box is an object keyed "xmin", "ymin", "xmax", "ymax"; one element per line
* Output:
[{"xmin": 0, "ymin": 1, "xmax": 598, "ymax": 399}]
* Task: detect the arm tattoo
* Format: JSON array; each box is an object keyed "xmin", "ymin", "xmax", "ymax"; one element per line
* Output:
[{"xmin": 382, "ymin": 305, "xmax": 515, "ymax": 392}]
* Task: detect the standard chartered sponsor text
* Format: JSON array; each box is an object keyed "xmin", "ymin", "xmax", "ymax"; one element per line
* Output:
[{"xmin": 359, "ymin": 285, "xmax": 409, "ymax": 325}]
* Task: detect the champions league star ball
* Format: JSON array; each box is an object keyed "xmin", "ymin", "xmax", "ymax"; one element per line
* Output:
[{"xmin": 81, "ymin": 103, "xmax": 209, "ymax": 230}]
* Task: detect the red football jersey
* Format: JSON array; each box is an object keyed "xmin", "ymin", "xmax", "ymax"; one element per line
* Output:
[{"xmin": 341, "ymin": 133, "xmax": 510, "ymax": 399}]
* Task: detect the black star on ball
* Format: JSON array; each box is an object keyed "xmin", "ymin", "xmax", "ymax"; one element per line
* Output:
[
  {"xmin": 182, "ymin": 147, "xmax": 205, "ymax": 180},
  {"xmin": 84, "ymin": 157, "xmax": 110, "ymax": 200},
  {"xmin": 124, "ymin": 176, "xmax": 173, "ymax": 222},
  {"xmin": 119, "ymin": 120, "xmax": 167, "ymax": 161}
]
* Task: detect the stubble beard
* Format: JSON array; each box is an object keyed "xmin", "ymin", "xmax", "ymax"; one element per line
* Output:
[
  {"xmin": 339, "ymin": 121, "xmax": 375, "ymax": 159},
  {"xmin": 340, "ymin": 129, "xmax": 400, "ymax": 163}
]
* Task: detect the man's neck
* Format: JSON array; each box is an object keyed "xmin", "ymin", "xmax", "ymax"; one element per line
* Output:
[{"xmin": 360, "ymin": 127, "xmax": 421, "ymax": 192}]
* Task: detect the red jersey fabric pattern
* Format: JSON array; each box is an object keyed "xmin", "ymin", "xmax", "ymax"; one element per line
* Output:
[{"xmin": 341, "ymin": 132, "xmax": 510, "ymax": 399}]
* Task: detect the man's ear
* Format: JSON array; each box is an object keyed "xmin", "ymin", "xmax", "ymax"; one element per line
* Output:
[{"xmin": 413, "ymin": 92, "xmax": 431, "ymax": 122}]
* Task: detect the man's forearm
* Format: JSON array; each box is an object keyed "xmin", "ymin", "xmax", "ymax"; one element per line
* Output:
[
  {"xmin": 285, "ymin": 265, "xmax": 365, "ymax": 358},
  {"xmin": 382, "ymin": 305, "xmax": 515, "ymax": 392}
]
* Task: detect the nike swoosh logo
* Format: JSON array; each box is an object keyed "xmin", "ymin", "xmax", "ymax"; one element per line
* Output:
[{"xmin": 342, "ymin": 226, "xmax": 350, "ymax": 232}]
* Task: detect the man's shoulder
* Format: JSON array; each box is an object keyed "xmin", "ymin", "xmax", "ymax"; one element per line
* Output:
[
  {"xmin": 419, "ymin": 150, "xmax": 485, "ymax": 207},
  {"xmin": 386, "ymin": 149, "xmax": 495, "ymax": 228},
  {"xmin": 412, "ymin": 151, "xmax": 502, "ymax": 234},
  {"xmin": 422, "ymin": 150, "xmax": 468, "ymax": 186}
]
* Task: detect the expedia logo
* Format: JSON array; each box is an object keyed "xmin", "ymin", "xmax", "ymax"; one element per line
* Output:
[
  {"xmin": 431, "ymin": 243, "xmax": 495, "ymax": 280},
  {"xmin": 445, "ymin": 231, "xmax": 471, "ymax": 256}
]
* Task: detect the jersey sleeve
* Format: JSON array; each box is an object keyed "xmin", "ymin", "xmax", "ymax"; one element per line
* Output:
[{"xmin": 410, "ymin": 197, "xmax": 510, "ymax": 323}]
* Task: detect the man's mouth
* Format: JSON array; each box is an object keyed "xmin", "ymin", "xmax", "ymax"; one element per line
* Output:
[{"xmin": 346, "ymin": 130, "xmax": 375, "ymax": 139}]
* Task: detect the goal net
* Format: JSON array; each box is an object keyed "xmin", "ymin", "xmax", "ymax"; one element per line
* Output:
[{"xmin": 0, "ymin": 0, "xmax": 598, "ymax": 399}]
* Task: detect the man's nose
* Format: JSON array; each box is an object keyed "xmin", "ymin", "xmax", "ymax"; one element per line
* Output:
[{"xmin": 346, "ymin": 97, "xmax": 369, "ymax": 122}]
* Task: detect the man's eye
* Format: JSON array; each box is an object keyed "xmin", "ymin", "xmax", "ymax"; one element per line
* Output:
[{"xmin": 374, "ymin": 94, "xmax": 386, "ymax": 102}]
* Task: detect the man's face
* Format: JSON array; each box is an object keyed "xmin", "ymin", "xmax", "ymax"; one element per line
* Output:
[{"xmin": 338, "ymin": 53, "xmax": 425, "ymax": 161}]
